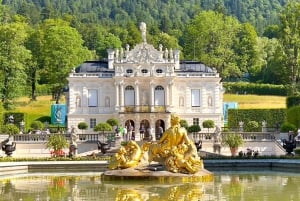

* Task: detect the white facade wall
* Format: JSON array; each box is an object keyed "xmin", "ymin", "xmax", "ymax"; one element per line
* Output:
[{"xmin": 67, "ymin": 24, "xmax": 224, "ymax": 138}]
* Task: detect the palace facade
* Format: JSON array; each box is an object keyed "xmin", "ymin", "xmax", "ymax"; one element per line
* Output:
[{"xmin": 66, "ymin": 23, "xmax": 224, "ymax": 140}]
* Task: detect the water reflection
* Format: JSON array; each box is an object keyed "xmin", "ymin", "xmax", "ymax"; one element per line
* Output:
[{"xmin": 0, "ymin": 171, "xmax": 299, "ymax": 201}]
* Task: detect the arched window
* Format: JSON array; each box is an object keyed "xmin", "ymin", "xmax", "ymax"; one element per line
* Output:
[
  {"xmin": 125, "ymin": 86, "xmax": 135, "ymax": 106},
  {"xmin": 154, "ymin": 85, "xmax": 164, "ymax": 105}
]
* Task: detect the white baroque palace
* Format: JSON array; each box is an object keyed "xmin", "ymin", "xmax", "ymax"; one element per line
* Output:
[{"xmin": 67, "ymin": 22, "xmax": 224, "ymax": 140}]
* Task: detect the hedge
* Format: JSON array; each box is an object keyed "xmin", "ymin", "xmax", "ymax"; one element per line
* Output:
[
  {"xmin": 227, "ymin": 108, "xmax": 286, "ymax": 130},
  {"xmin": 223, "ymin": 82, "xmax": 287, "ymax": 96}
]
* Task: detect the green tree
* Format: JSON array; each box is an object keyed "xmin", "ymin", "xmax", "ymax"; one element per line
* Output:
[
  {"xmin": 77, "ymin": 122, "xmax": 88, "ymax": 134},
  {"xmin": 183, "ymin": 11, "xmax": 241, "ymax": 78},
  {"xmin": 0, "ymin": 20, "xmax": 31, "ymax": 109},
  {"xmin": 232, "ymin": 23, "xmax": 258, "ymax": 79},
  {"xmin": 254, "ymin": 37, "xmax": 288, "ymax": 84},
  {"xmin": 39, "ymin": 19, "xmax": 92, "ymax": 103},
  {"xmin": 152, "ymin": 32, "xmax": 181, "ymax": 50},
  {"xmin": 279, "ymin": 2, "xmax": 300, "ymax": 95},
  {"xmin": 94, "ymin": 122, "xmax": 112, "ymax": 133},
  {"xmin": 94, "ymin": 122, "xmax": 112, "ymax": 141},
  {"xmin": 25, "ymin": 27, "xmax": 43, "ymax": 100},
  {"xmin": 202, "ymin": 120, "xmax": 215, "ymax": 133},
  {"xmin": 106, "ymin": 118, "xmax": 119, "ymax": 127},
  {"xmin": 96, "ymin": 32, "xmax": 122, "ymax": 59}
]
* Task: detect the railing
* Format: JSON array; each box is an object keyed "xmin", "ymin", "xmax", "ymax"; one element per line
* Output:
[
  {"xmin": 122, "ymin": 105, "xmax": 167, "ymax": 113},
  {"xmin": 70, "ymin": 73, "xmax": 114, "ymax": 78},
  {"xmin": 191, "ymin": 132, "xmax": 279, "ymax": 142},
  {"xmin": 176, "ymin": 72, "xmax": 218, "ymax": 77},
  {"xmin": 12, "ymin": 133, "xmax": 116, "ymax": 143},
  {"xmin": 12, "ymin": 131, "xmax": 282, "ymax": 144}
]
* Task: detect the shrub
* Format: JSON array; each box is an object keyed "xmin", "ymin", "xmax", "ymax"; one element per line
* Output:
[
  {"xmin": 280, "ymin": 122, "xmax": 296, "ymax": 133},
  {"xmin": 228, "ymin": 109, "xmax": 286, "ymax": 130},
  {"xmin": 187, "ymin": 125, "xmax": 201, "ymax": 133},
  {"xmin": 46, "ymin": 134, "xmax": 69, "ymax": 153},
  {"xmin": 77, "ymin": 122, "xmax": 88, "ymax": 130},
  {"xmin": 286, "ymin": 106, "xmax": 300, "ymax": 128},
  {"xmin": 94, "ymin": 122, "xmax": 112, "ymax": 133},
  {"xmin": 106, "ymin": 118, "xmax": 119, "ymax": 127},
  {"xmin": 180, "ymin": 119, "xmax": 189, "ymax": 130},
  {"xmin": 286, "ymin": 96, "xmax": 300, "ymax": 108},
  {"xmin": 1, "ymin": 124, "xmax": 20, "ymax": 135},
  {"xmin": 30, "ymin": 121, "xmax": 45, "ymax": 130},
  {"xmin": 222, "ymin": 133, "xmax": 244, "ymax": 148},
  {"xmin": 223, "ymin": 82, "xmax": 287, "ymax": 96},
  {"xmin": 202, "ymin": 120, "xmax": 215, "ymax": 133},
  {"xmin": 245, "ymin": 121, "xmax": 259, "ymax": 132}
]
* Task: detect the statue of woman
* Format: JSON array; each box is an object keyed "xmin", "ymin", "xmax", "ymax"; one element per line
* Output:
[{"xmin": 140, "ymin": 22, "xmax": 147, "ymax": 43}]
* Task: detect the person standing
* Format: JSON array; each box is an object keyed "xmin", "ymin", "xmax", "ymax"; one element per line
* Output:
[
  {"xmin": 139, "ymin": 124, "xmax": 145, "ymax": 140},
  {"xmin": 158, "ymin": 126, "xmax": 163, "ymax": 139},
  {"xmin": 127, "ymin": 123, "xmax": 134, "ymax": 140}
]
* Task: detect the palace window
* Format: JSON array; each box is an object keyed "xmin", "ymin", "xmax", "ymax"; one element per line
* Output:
[
  {"xmin": 88, "ymin": 89, "xmax": 98, "ymax": 107},
  {"xmin": 191, "ymin": 89, "xmax": 200, "ymax": 107},
  {"xmin": 125, "ymin": 85, "xmax": 135, "ymax": 106},
  {"xmin": 90, "ymin": 118, "xmax": 96, "ymax": 128},
  {"xmin": 154, "ymin": 85, "xmax": 165, "ymax": 105},
  {"xmin": 193, "ymin": 118, "xmax": 199, "ymax": 126},
  {"xmin": 126, "ymin": 69, "xmax": 133, "ymax": 74}
]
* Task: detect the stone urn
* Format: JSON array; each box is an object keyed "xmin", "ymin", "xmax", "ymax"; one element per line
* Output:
[{"xmin": 2, "ymin": 142, "xmax": 16, "ymax": 157}]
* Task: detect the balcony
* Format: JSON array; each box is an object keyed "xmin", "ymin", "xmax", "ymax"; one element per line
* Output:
[{"xmin": 121, "ymin": 105, "xmax": 167, "ymax": 113}]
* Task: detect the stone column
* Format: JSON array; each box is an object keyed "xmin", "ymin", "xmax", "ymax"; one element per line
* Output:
[
  {"xmin": 135, "ymin": 81, "xmax": 140, "ymax": 112},
  {"xmin": 167, "ymin": 81, "xmax": 174, "ymax": 112},
  {"xmin": 165, "ymin": 84, "xmax": 169, "ymax": 112},
  {"xmin": 214, "ymin": 83, "xmax": 220, "ymax": 108},
  {"xmin": 115, "ymin": 82, "xmax": 119, "ymax": 111},
  {"xmin": 150, "ymin": 82, "xmax": 154, "ymax": 112},
  {"xmin": 120, "ymin": 82, "xmax": 124, "ymax": 112},
  {"xmin": 82, "ymin": 87, "xmax": 87, "ymax": 113}
]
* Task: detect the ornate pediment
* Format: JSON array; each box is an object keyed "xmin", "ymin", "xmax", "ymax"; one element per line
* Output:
[{"xmin": 125, "ymin": 43, "xmax": 164, "ymax": 63}]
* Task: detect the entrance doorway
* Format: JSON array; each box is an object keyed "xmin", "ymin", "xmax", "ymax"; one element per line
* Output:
[
  {"xmin": 125, "ymin": 119, "xmax": 135, "ymax": 140},
  {"xmin": 155, "ymin": 119, "xmax": 165, "ymax": 140},
  {"xmin": 139, "ymin": 119, "xmax": 151, "ymax": 140}
]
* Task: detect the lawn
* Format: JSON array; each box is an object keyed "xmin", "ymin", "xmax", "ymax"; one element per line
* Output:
[
  {"xmin": 224, "ymin": 94, "xmax": 286, "ymax": 109},
  {"xmin": 7, "ymin": 94, "xmax": 286, "ymax": 129},
  {"xmin": 11, "ymin": 96, "xmax": 56, "ymax": 129}
]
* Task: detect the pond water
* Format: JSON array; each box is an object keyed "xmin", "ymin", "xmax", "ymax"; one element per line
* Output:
[{"xmin": 0, "ymin": 170, "xmax": 300, "ymax": 201}]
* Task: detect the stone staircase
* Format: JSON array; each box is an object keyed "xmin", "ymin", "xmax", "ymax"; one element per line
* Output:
[{"xmin": 199, "ymin": 140, "xmax": 286, "ymax": 156}]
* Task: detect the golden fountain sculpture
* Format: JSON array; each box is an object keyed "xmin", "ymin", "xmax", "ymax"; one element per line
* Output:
[{"xmin": 109, "ymin": 114, "xmax": 204, "ymax": 174}]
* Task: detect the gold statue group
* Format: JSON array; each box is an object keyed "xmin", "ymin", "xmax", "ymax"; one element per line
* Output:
[{"xmin": 109, "ymin": 114, "xmax": 203, "ymax": 174}]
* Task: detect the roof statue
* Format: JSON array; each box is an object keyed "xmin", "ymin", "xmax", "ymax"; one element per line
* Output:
[{"xmin": 140, "ymin": 22, "xmax": 147, "ymax": 43}]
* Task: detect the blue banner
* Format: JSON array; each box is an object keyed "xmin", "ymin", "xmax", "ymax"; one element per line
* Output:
[
  {"xmin": 223, "ymin": 102, "xmax": 238, "ymax": 123},
  {"xmin": 51, "ymin": 104, "xmax": 67, "ymax": 126}
]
